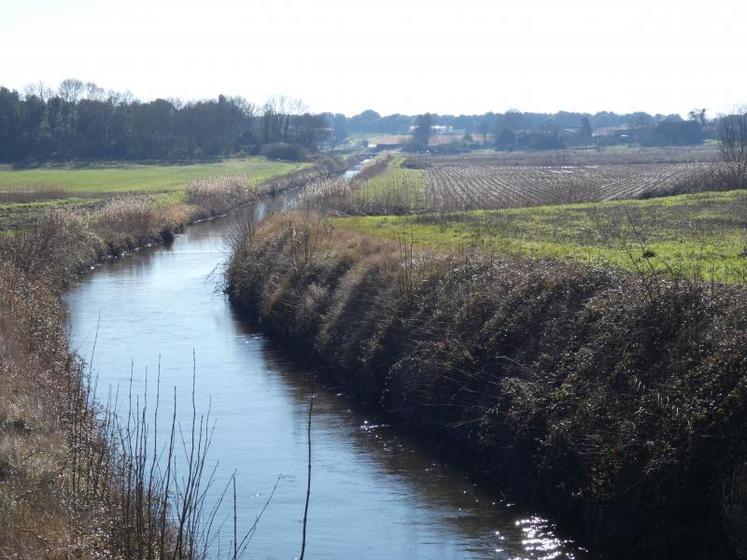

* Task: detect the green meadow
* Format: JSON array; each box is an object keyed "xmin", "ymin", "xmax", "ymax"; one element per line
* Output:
[
  {"xmin": 0, "ymin": 158, "xmax": 306, "ymax": 230},
  {"xmin": 333, "ymin": 189, "xmax": 747, "ymax": 283},
  {"xmin": 0, "ymin": 158, "xmax": 305, "ymax": 195}
]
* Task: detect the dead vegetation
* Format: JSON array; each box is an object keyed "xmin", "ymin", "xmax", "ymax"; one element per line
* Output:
[
  {"xmin": 0, "ymin": 215, "xmax": 223, "ymax": 559},
  {"xmin": 0, "ymin": 186, "xmax": 69, "ymax": 203}
]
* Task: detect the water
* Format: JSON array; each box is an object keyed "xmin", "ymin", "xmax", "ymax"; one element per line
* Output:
[
  {"xmin": 342, "ymin": 157, "xmax": 372, "ymax": 181},
  {"xmin": 65, "ymin": 194, "xmax": 590, "ymax": 560}
]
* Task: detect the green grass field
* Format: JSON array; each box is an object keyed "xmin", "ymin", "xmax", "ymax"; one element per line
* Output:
[
  {"xmin": 0, "ymin": 157, "xmax": 307, "ymax": 231},
  {"xmin": 334, "ymin": 189, "xmax": 747, "ymax": 283},
  {"xmin": 355, "ymin": 155, "xmax": 427, "ymax": 209},
  {"xmin": 0, "ymin": 158, "xmax": 305, "ymax": 195}
]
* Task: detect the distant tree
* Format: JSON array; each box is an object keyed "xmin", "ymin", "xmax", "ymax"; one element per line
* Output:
[
  {"xmin": 494, "ymin": 128, "xmax": 516, "ymax": 151},
  {"xmin": 503, "ymin": 109, "xmax": 525, "ymax": 131},
  {"xmin": 58, "ymin": 79, "xmax": 85, "ymax": 103},
  {"xmin": 0, "ymin": 87, "xmax": 22, "ymax": 160},
  {"xmin": 24, "ymin": 81, "xmax": 53, "ymax": 102},
  {"xmin": 689, "ymin": 108, "xmax": 707, "ymax": 125},
  {"xmin": 528, "ymin": 131, "xmax": 564, "ymax": 150},
  {"xmin": 85, "ymin": 82, "xmax": 106, "ymax": 101},
  {"xmin": 350, "ymin": 109, "xmax": 380, "ymax": 131},
  {"xmin": 411, "ymin": 113, "xmax": 433, "ymax": 149},
  {"xmin": 230, "ymin": 96, "xmax": 257, "ymax": 149},
  {"xmin": 477, "ymin": 117, "xmax": 492, "ymax": 145},
  {"xmin": 292, "ymin": 113, "xmax": 330, "ymax": 149},
  {"xmin": 580, "ymin": 117, "xmax": 593, "ymax": 142},
  {"xmin": 74, "ymin": 98, "xmax": 112, "ymax": 158},
  {"xmin": 647, "ymin": 117, "xmax": 703, "ymax": 146},
  {"xmin": 331, "ymin": 113, "xmax": 348, "ymax": 145},
  {"xmin": 630, "ymin": 112, "xmax": 654, "ymax": 144},
  {"xmin": 719, "ymin": 112, "xmax": 747, "ymax": 186},
  {"xmin": 320, "ymin": 113, "xmax": 345, "ymax": 146}
]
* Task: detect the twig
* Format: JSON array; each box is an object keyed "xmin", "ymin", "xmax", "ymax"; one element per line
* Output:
[{"xmin": 299, "ymin": 393, "xmax": 314, "ymax": 560}]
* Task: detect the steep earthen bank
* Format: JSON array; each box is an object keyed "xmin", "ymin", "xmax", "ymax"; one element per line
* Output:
[{"xmin": 226, "ymin": 212, "xmax": 747, "ymax": 559}]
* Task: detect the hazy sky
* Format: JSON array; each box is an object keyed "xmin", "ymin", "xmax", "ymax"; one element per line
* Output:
[{"xmin": 2, "ymin": 0, "xmax": 745, "ymax": 116}]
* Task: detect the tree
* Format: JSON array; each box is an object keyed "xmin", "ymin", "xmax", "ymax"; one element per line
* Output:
[
  {"xmin": 477, "ymin": 116, "xmax": 492, "ymax": 145},
  {"xmin": 411, "ymin": 113, "xmax": 432, "ymax": 149},
  {"xmin": 580, "ymin": 117, "xmax": 593, "ymax": 143},
  {"xmin": 328, "ymin": 113, "xmax": 348, "ymax": 145},
  {"xmin": 58, "ymin": 78, "xmax": 85, "ymax": 103},
  {"xmin": 494, "ymin": 128, "xmax": 516, "ymax": 151},
  {"xmin": 503, "ymin": 109, "xmax": 525, "ymax": 131},
  {"xmin": 0, "ymin": 87, "xmax": 22, "ymax": 161},
  {"xmin": 719, "ymin": 112, "xmax": 747, "ymax": 186},
  {"xmin": 688, "ymin": 108, "xmax": 707, "ymax": 125},
  {"xmin": 647, "ymin": 117, "xmax": 703, "ymax": 146}
]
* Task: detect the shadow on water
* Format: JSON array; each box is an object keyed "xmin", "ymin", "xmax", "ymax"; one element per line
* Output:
[{"xmin": 65, "ymin": 189, "xmax": 593, "ymax": 560}]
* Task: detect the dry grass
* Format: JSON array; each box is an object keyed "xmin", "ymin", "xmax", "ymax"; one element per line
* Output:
[
  {"xmin": 0, "ymin": 213, "xmax": 234, "ymax": 560},
  {"xmin": 0, "ymin": 250, "xmax": 105, "ymax": 558},
  {"xmin": 0, "ymin": 186, "xmax": 69, "ymax": 203},
  {"xmin": 186, "ymin": 175, "xmax": 254, "ymax": 217},
  {"xmin": 96, "ymin": 197, "xmax": 157, "ymax": 236}
]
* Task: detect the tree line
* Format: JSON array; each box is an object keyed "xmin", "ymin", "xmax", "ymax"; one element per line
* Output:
[
  {"xmin": 0, "ymin": 80, "xmax": 331, "ymax": 163},
  {"xmin": 345, "ymin": 108, "xmax": 717, "ymax": 150},
  {"xmin": 0, "ymin": 79, "xmax": 741, "ymax": 162}
]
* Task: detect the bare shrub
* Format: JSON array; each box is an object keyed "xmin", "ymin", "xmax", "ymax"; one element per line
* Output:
[{"xmin": 0, "ymin": 207, "xmax": 96, "ymax": 283}]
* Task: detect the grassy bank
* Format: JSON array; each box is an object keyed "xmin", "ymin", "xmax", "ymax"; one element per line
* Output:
[
  {"xmin": 334, "ymin": 188, "xmax": 747, "ymax": 283},
  {"xmin": 226, "ymin": 211, "xmax": 747, "ymax": 559},
  {"xmin": 0, "ymin": 159, "xmax": 335, "ymax": 559}
]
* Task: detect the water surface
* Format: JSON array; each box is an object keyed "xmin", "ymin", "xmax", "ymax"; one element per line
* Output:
[{"xmin": 66, "ymin": 196, "xmax": 590, "ymax": 560}]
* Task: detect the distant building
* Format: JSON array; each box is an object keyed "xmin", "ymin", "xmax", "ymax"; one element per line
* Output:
[
  {"xmin": 592, "ymin": 124, "xmax": 632, "ymax": 139},
  {"xmin": 407, "ymin": 125, "xmax": 454, "ymax": 135}
]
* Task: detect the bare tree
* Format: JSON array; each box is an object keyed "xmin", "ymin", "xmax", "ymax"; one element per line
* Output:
[
  {"xmin": 85, "ymin": 81, "xmax": 106, "ymax": 101},
  {"xmin": 58, "ymin": 78, "xmax": 85, "ymax": 103},
  {"xmin": 23, "ymin": 81, "xmax": 53, "ymax": 101},
  {"xmin": 719, "ymin": 111, "xmax": 747, "ymax": 186}
]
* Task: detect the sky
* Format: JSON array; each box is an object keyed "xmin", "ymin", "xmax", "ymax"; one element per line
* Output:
[{"xmin": 1, "ymin": 0, "xmax": 746, "ymax": 117}]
